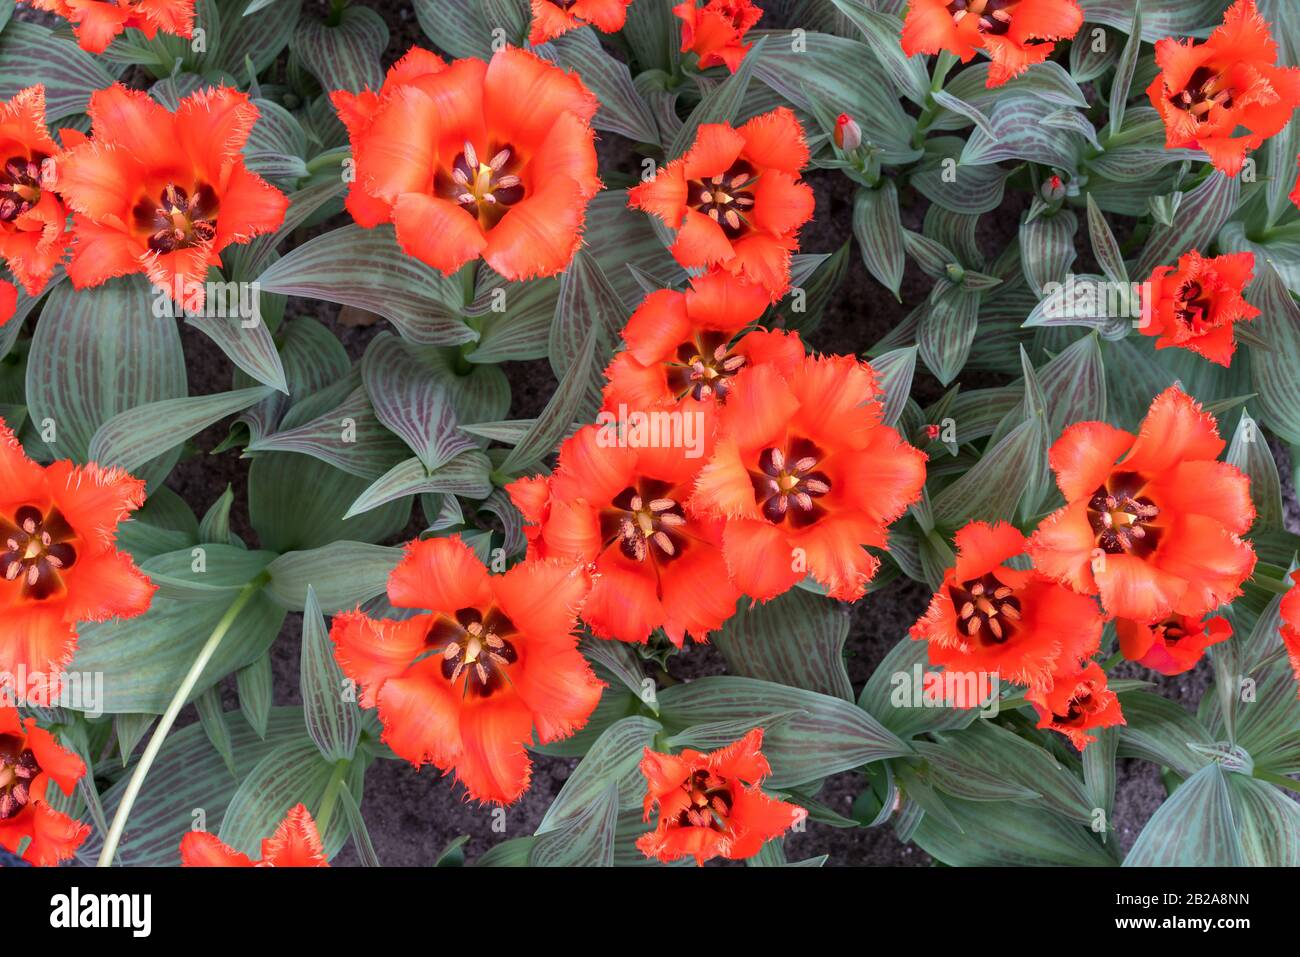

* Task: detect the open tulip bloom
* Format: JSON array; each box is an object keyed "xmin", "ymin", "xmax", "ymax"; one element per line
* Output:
[{"xmin": 1, "ymin": 0, "xmax": 1299, "ymax": 884}]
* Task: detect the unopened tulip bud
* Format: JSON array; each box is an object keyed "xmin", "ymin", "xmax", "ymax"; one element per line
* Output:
[
  {"xmin": 834, "ymin": 113, "xmax": 862, "ymax": 152},
  {"xmin": 1042, "ymin": 173, "xmax": 1067, "ymax": 202}
]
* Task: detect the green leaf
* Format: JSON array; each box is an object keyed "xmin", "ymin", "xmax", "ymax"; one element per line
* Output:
[
  {"xmin": 1124, "ymin": 764, "xmax": 1244, "ymax": 866},
  {"xmin": 237, "ymin": 653, "xmax": 273, "ymax": 739},
  {"xmin": 858, "ymin": 636, "xmax": 981, "ymax": 739},
  {"xmin": 464, "ymin": 275, "xmax": 557, "ymax": 363},
  {"xmin": 917, "ymin": 287, "xmax": 980, "ymax": 385},
  {"xmin": 142, "ymin": 545, "xmax": 276, "ymax": 602},
  {"xmin": 218, "ymin": 739, "xmax": 363, "ymax": 860},
  {"xmin": 919, "ymin": 720, "xmax": 1095, "ymax": 824},
  {"xmin": 1038, "ymin": 331, "xmax": 1108, "ymax": 434},
  {"xmin": 960, "ymin": 95, "xmax": 1081, "ymax": 172},
  {"xmin": 852, "ymin": 182, "xmax": 906, "ymax": 299},
  {"xmin": 1085, "ymin": 193, "xmax": 1128, "ymax": 285},
  {"xmin": 536, "ymin": 716, "xmax": 661, "ymax": 834},
  {"xmin": 913, "ymin": 794, "xmax": 1115, "ymax": 866},
  {"xmin": 25, "ymin": 277, "xmax": 186, "ymax": 489},
  {"xmin": 1020, "ymin": 209, "xmax": 1079, "ymax": 297},
  {"xmin": 1108, "ymin": 2, "xmax": 1143, "ymax": 136},
  {"xmin": 216, "ymin": 0, "xmax": 301, "ymax": 75},
  {"xmin": 752, "ymin": 33, "xmax": 919, "ymax": 164},
  {"xmin": 292, "ymin": 5, "xmax": 387, "ymax": 93},
  {"xmin": 580, "ymin": 635, "xmax": 652, "ymax": 709},
  {"xmin": 1116, "ymin": 690, "xmax": 1214, "ymax": 777},
  {"xmin": 1230, "ymin": 661, "xmax": 1300, "ymax": 775},
  {"xmin": 248, "ymin": 452, "xmax": 412, "ymax": 552},
  {"xmin": 666, "ymin": 710, "xmax": 804, "ymax": 751},
  {"xmin": 529, "ymin": 780, "xmax": 619, "ymax": 867},
  {"xmin": 1070, "ymin": 24, "xmax": 1119, "ymax": 82},
  {"xmin": 912, "ymin": 138, "xmax": 1011, "ymax": 215},
  {"xmin": 70, "ymin": 555, "xmax": 283, "ymax": 714},
  {"xmin": 0, "ymin": 22, "xmax": 112, "ymax": 121},
  {"xmin": 1230, "ymin": 774, "xmax": 1300, "ymax": 866},
  {"xmin": 234, "ymin": 316, "xmax": 350, "ymax": 446},
  {"xmin": 1084, "ymin": 726, "xmax": 1120, "ymax": 839},
  {"xmin": 412, "ymin": 0, "xmax": 492, "ymax": 57},
  {"xmin": 711, "ymin": 588, "xmax": 852, "ymax": 700},
  {"xmin": 943, "ymin": 59, "xmax": 1087, "ymax": 112},
  {"xmin": 540, "ymin": 28, "xmax": 658, "ymax": 144},
  {"xmin": 931, "ymin": 416, "xmax": 1044, "ymax": 528},
  {"xmin": 657, "ymin": 677, "xmax": 911, "ymax": 788},
  {"xmin": 195, "ymin": 686, "xmax": 237, "ymax": 776},
  {"xmin": 622, "ymin": 0, "xmax": 679, "ymax": 74},
  {"xmin": 549, "ymin": 249, "xmax": 624, "ymax": 419},
  {"xmin": 301, "ymin": 586, "xmax": 361, "ymax": 763},
  {"xmin": 182, "ymin": 287, "xmax": 288, "ymax": 393},
  {"xmin": 1226, "ymin": 408, "xmax": 1284, "ymax": 530},
  {"xmin": 1077, "ymin": 0, "xmax": 1227, "ymax": 40},
  {"xmin": 115, "ymin": 714, "xmax": 156, "ymax": 767},
  {"xmin": 246, "ymin": 382, "xmax": 410, "ymax": 480},
  {"xmin": 266, "ymin": 541, "xmax": 402, "ymax": 613},
  {"xmin": 81, "ymin": 708, "xmax": 321, "ymax": 866},
  {"xmin": 362, "ymin": 333, "xmax": 478, "ymax": 471},
  {"xmin": 344, "ymin": 452, "xmax": 492, "ymax": 518},
  {"xmin": 871, "ymin": 346, "xmax": 917, "ymax": 428},
  {"xmin": 770, "ymin": 246, "xmax": 848, "ymax": 335},
  {"xmin": 337, "ymin": 785, "xmax": 381, "ymax": 866},
  {"xmin": 1248, "ymin": 261, "xmax": 1300, "ymax": 445},
  {"xmin": 198, "ymin": 485, "xmax": 238, "ymax": 546},
  {"xmin": 501, "ymin": 320, "xmax": 595, "ymax": 474},
  {"xmin": 89, "ymin": 386, "xmax": 273, "ymax": 475},
  {"xmin": 256, "ymin": 225, "xmax": 473, "ymax": 346},
  {"xmin": 1135, "ymin": 170, "xmax": 1239, "ymax": 277},
  {"xmin": 476, "ymin": 836, "xmax": 536, "ymax": 866},
  {"xmin": 829, "ymin": 0, "xmax": 929, "ymax": 104}
]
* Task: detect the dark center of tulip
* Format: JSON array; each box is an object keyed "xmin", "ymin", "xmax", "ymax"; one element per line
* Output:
[
  {"xmin": 605, "ymin": 484, "xmax": 687, "ymax": 563},
  {"xmin": 948, "ymin": 572, "xmax": 1022, "ymax": 645},
  {"xmin": 687, "ymin": 161, "xmax": 756, "ymax": 239},
  {"xmin": 1154, "ymin": 619, "xmax": 1188, "ymax": 644},
  {"xmin": 667, "ymin": 330, "xmax": 748, "ymax": 401},
  {"xmin": 433, "ymin": 607, "xmax": 518, "ymax": 698},
  {"xmin": 549, "ymin": 0, "xmax": 579, "ymax": 8},
  {"xmin": 1171, "ymin": 66, "xmax": 1235, "ymax": 120},
  {"xmin": 1052, "ymin": 689, "xmax": 1098, "ymax": 728},
  {"xmin": 443, "ymin": 141, "xmax": 524, "ymax": 229},
  {"xmin": 947, "ymin": 0, "xmax": 1016, "ymax": 35},
  {"xmin": 0, "ymin": 155, "xmax": 44, "ymax": 223},
  {"xmin": 1, "ymin": 505, "xmax": 77, "ymax": 601},
  {"xmin": 675, "ymin": 769, "xmax": 734, "ymax": 831},
  {"xmin": 135, "ymin": 183, "xmax": 219, "ymax": 253},
  {"xmin": 1173, "ymin": 280, "xmax": 1215, "ymax": 333},
  {"xmin": 1086, "ymin": 472, "xmax": 1161, "ymax": 557},
  {"xmin": 0, "ymin": 734, "xmax": 39, "ymax": 820},
  {"xmin": 751, "ymin": 440, "xmax": 831, "ymax": 526}
]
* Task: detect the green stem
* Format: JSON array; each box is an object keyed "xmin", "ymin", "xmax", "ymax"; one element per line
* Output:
[
  {"xmin": 910, "ymin": 51, "xmax": 958, "ymax": 150},
  {"xmin": 96, "ymin": 576, "xmax": 266, "ymax": 867},
  {"xmin": 313, "ymin": 760, "xmax": 350, "ymax": 837},
  {"xmin": 1253, "ymin": 769, "xmax": 1300, "ymax": 794},
  {"xmin": 1102, "ymin": 650, "xmax": 1125, "ymax": 672}
]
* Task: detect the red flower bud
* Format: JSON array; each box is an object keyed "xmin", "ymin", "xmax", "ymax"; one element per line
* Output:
[{"xmin": 833, "ymin": 112, "xmax": 862, "ymax": 151}]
